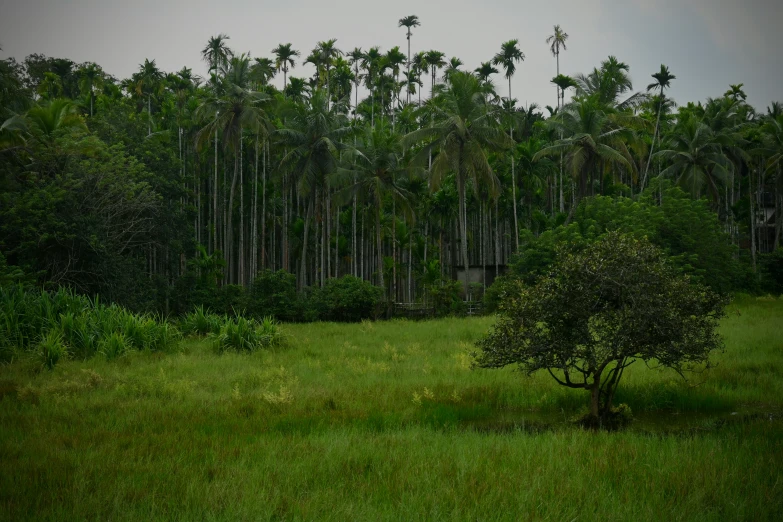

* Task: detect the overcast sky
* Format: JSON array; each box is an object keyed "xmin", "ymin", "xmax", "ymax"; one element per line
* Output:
[{"xmin": 1, "ymin": 0, "xmax": 781, "ymax": 111}]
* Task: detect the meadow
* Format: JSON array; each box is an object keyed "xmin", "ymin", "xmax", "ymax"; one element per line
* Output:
[{"xmin": 1, "ymin": 297, "xmax": 782, "ymax": 521}]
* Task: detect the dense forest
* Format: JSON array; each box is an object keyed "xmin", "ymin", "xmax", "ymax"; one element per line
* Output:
[{"xmin": 1, "ymin": 18, "xmax": 781, "ymax": 316}]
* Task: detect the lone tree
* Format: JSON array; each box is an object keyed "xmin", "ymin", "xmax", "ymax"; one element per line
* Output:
[{"xmin": 475, "ymin": 232, "xmax": 726, "ymax": 428}]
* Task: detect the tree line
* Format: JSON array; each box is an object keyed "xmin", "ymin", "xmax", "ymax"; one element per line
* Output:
[{"xmin": 1, "ymin": 18, "xmax": 781, "ymax": 314}]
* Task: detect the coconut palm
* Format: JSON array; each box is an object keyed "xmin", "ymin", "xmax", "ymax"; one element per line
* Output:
[
  {"xmin": 196, "ymin": 56, "xmax": 273, "ymax": 283},
  {"xmin": 277, "ymin": 90, "xmax": 352, "ymax": 287},
  {"xmin": 404, "ymin": 71, "xmax": 513, "ymax": 282},
  {"xmin": 535, "ymin": 95, "xmax": 638, "ymax": 220},
  {"xmin": 249, "ymin": 57, "xmax": 276, "ymax": 88},
  {"xmin": 272, "ymin": 43, "xmax": 300, "ymax": 92},
  {"xmin": 576, "ymin": 56, "xmax": 641, "ymax": 110},
  {"xmin": 655, "ymin": 116, "xmax": 731, "ymax": 202},
  {"xmin": 641, "ymin": 65, "xmax": 676, "ymax": 190},
  {"xmin": 546, "ymin": 25, "xmax": 569, "ymax": 107},
  {"xmin": 338, "ymin": 123, "xmax": 413, "ymax": 291},
  {"xmin": 398, "ymin": 15, "xmax": 420, "ymax": 104}
]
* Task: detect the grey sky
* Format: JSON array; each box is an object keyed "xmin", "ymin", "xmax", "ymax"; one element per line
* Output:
[{"xmin": 1, "ymin": 0, "xmax": 781, "ymax": 111}]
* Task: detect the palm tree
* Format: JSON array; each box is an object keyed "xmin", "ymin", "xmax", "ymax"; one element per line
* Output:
[
  {"xmin": 474, "ymin": 62, "xmax": 499, "ymax": 88},
  {"xmin": 272, "ymin": 43, "xmax": 300, "ymax": 92},
  {"xmin": 361, "ymin": 47, "xmax": 383, "ymax": 127},
  {"xmin": 249, "ymin": 57, "xmax": 276, "ymax": 88},
  {"xmin": 201, "ymin": 34, "xmax": 233, "ymax": 90},
  {"xmin": 641, "ymin": 65, "xmax": 676, "ymax": 190},
  {"xmin": 136, "ymin": 59, "xmax": 164, "ymax": 136},
  {"xmin": 196, "ymin": 55, "xmax": 272, "ymax": 283},
  {"xmin": 398, "ymin": 15, "xmax": 420, "ymax": 104},
  {"xmin": 347, "ymin": 47, "xmax": 364, "ymax": 117},
  {"xmin": 535, "ymin": 95, "xmax": 638, "ymax": 221},
  {"xmin": 277, "ymin": 90, "xmax": 352, "ymax": 287},
  {"xmin": 655, "ymin": 116, "xmax": 732, "ymax": 202},
  {"xmin": 442, "ymin": 57, "xmax": 463, "ymax": 82},
  {"xmin": 384, "ymin": 46, "xmax": 406, "ymax": 126},
  {"xmin": 493, "ymin": 39, "xmax": 525, "ymax": 246},
  {"xmin": 412, "ymin": 52, "xmax": 429, "ymax": 106},
  {"xmin": 78, "ymin": 63, "xmax": 103, "ymax": 117},
  {"xmin": 546, "ymin": 25, "xmax": 569, "ymax": 107},
  {"xmin": 576, "ymin": 56, "xmax": 640, "ymax": 109},
  {"xmin": 424, "ymin": 50, "xmax": 446, "ymax": 98},
  {"xmin": 493, "ymin": 39, "xmax": 525, "ymax": 107},
  {"xmin": 404, "ymin": 71, "xmax": 513, "ymax": 284},
  {"xmin": 312, "ymin": 39, "xmax": 342, "ymax": 105},
  {"xmin": 338, "ymin": 124, "xmax": 412, "ymax": 291}
]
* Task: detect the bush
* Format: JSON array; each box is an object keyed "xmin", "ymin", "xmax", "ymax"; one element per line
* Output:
[
  {"xmin": 428, "ymin": 280, "xmax": 465, "ymax": 317},
  {"xmin": 248, "ymin": 270, "xmax": 301, "ymax": 321},
  {"xmin": 308, "ymin": 276, "xmax": 383, "ymax": 322},
  {"xmin": 761, "ymin": 248, "xmax": 783, "ymax": 295}
]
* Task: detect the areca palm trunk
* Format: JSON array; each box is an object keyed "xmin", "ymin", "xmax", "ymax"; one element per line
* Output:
[
  {"xmin": 239, "ymin": 136, "xmax": 245, "ymax": 285},
  {"xmin": 457, "ymin": 174, "xmax": 470, "ymax": 296},
  {"xmin": 376, "ymin": 203, "xmax": 384, "ymax": 292},
  {"xmin": 299, "ymin": 199, "xmax": 312, "ymax": 289},
  {"xmin": 261, "ymin": 140, "xmax": 267, "ymax": 269},
  {"xmin": 642, "ymin": 94, "xmax": 664, "ymax": 191},
  {"xmin": 213, "ymin": 127, "xmax": 218, "ymax": 254}
]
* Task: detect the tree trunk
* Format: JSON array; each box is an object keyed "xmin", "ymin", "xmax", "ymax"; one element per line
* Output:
[
  {"xmin": 457, "ymin": 174, "xmax": 469, "ymax": 295},
  {"xmin": 299, "ymin": 199, "xmax": 312, "ymax": 289},
  {"xmin": 376, "ymin": 204, "xmax": 384, "ymax": 292}
]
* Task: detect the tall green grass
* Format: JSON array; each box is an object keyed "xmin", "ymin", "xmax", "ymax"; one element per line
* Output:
[
  {"xmin": 0, "ymin": 297, "xmax": 781, "ymax": 520},
  {"xmin": 0, "ymin": 285, "xmax": 181, "ymax": 366}
]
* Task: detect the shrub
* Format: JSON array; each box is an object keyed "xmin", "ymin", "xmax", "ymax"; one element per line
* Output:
[
  {"xmin": 248, "ymin": 270, "xmax": 301, "ymax": 321},
  {"xmin": 308, "ymin": 276, "xmax": 383, "ymax": 322},
  {"xmin": 428, "ymin": 280, "xmax": 465, "ymax": 317}
]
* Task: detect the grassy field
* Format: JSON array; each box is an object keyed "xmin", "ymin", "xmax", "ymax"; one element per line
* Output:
[{"xmin": 1, "ymin": 297, "xmax": 782, "ymax": 521}]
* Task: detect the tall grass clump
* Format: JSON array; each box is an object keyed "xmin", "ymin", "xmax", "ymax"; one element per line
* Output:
[
  {"xmin": 179, "ymin": 306, "xmax": 222, "ymax": 336},
  {"xmin": 0, "ymin": 285, "xmax": 181, "ymax": 363},
  {"xmin": 36, "ymin": 329, "xmax": 68, "ymax": 370},
  {"xmin": 212, "ymin": 316, "xmax": 283, "ymax": 353}
]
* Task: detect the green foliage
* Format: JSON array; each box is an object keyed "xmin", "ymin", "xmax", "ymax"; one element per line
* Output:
[
  {"xmin": 0, "ymin": 285, "xmax": 180, "ymax": 363},
  {"xmin": 179, "ymin": 306, "xmax": 222, "ymax": 336},
  {"xmin": 506, "ymin": 182, "xmax": 749, "ymax": 293},
  {"xmin": 308, "ymin": 276, "xmax": 383, "ymax": 322},
  {"xmin": 249, "ymin": 269, "xmax": 301, "ymax": 321},
  {"xmin": 428, "ymin": 280, "xmax": 466, "ymax": 317},
  {"xmin": 760, "ymin": 248, "xmax": 783, "ymax": 294},
  {"xmin": 212, "ymin": 316, "xmax": 282, "ymax": 353},
  {"xmin": 476, "ymin": 232, "xmax": 727, "ymax": 426},
  {"xmin": 37, "ymin": 329, "xmax": 68, "ymax": 370}
]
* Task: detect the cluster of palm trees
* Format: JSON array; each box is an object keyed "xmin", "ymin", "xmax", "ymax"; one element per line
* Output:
[{"xmin": 3, "ymin": 17, "xmax": 782, "ymax": 301}]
